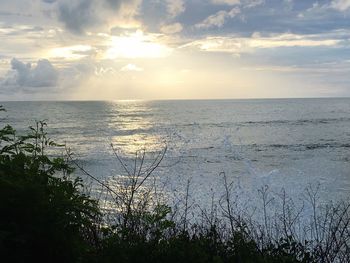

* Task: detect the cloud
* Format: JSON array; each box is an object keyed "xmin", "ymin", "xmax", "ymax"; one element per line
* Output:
[
  {"xmin": 166, "ymin": 0, "xmax": 185, "ymax": 18},
  {"xmin": 0, "ymin": 58, "xmax": 58, "ymax": 91},
  {"xmin": 183, "ymin": 32, "xmax": 344, "ymax": 54},
  {"xmin": 56, "ymin": 0, "xmax": 141, "ymax": 34},
  {"xmin": 160, "ymin": 23, "xmax": 183, "ymax": 34},
  {"xmin": 120, "ymin": 63, "xmax": 144, "ymax": 72},
  {"xmin": 105, "ymin": 0, "xmax": 122, "ymax": 9},
  {"xmin": 0, "ymin": 57, "xmax": 112, "ymax": 97},
  {"xmin": 57, "ymin": 0, "xmax": 98, "ymax": 34},
  {"xmin": 212, "ymin": 0, "xmax": 263, "ymax": 8},
  {"xmin": 243, "ymin": 0, "xmax": 264, "ymax": 8},
  {"xmin": 331, "ymin": 0, "xmax": 350, "ymax": 11},
  {"xmin": 48, "ymin": 45, "xmax": 95, "ymax": 60},
  {"xmin": 1, "ymin": 0, "xmax": 350, "ymax": 99},
  {"xmin": 212, "ymin": 0, "xmax": 240, "ymax": 5},
  {"xmin": 195, "ymin": 7, "xmax": 240, "ymax": 29}
]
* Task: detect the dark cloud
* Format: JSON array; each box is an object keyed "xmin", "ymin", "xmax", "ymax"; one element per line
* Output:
[
  {"xmin": 55, "ymin": 0, "xmax": 138, "ymax": 34},
  {"xmin": 58, "ymin": 0, "xmax": 98, "ymax": 34},
  {"xmin": 1, "ymin": 58, "xmax": 58, "ymax": 90},
  {"xmin": 105, "ymin": 0, "xmax": 122, "ymax": 9}
]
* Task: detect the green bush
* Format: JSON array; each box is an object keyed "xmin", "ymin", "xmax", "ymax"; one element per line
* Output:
[{"xmin": 0, "ymin": 118, "xmax": 101, "ymax": 263}]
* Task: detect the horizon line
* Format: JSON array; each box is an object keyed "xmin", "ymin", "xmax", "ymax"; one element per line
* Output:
[{"xmin": 0, "ymin": 96, "xmax": 350, "ymax": 103}]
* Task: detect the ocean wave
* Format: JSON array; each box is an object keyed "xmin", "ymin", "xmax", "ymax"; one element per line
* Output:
[
  {"xmin": 266, "ymin": 143, "xmax": 350, "ymax": 150},
  {"xmin": 175, "ymin": 117, "xmax": 350, "ymax": 130},
  {"xmin": 241, "ymin": 117, "xmax": 350, "ymax": 126}
]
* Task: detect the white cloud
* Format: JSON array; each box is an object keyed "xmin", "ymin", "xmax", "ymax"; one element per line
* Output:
[
  {"xmin": 1, "ymin": 58, "xmax": 58, "ymax": 90},
  {"xmin": 243, "ymin": 0, "xmax": 264, "ymax": 8},
  {"xmin": 212, "ymin": 0, "xmax": 240, "ymax": 5},
  {"xmin": 166, "ymin": 0, "xmax": 185, "ymax": 18},
  {"xmin": 160, "ymin": 23, "xmax": 183, "ymax": 34},
  {"xmin": 211, "ymin": 0, "xmax": 263, "ymax": 8},
  {"xmin": 195, "ymin": 7, "xmax": 240, "ymax": 29},
  {"xmin": 48, "ymin": 45, "xmax": 95, "ymax": 60},
  {"xmin": 331, "ymin": 0, "xmax": 350, "ymax": 11},
  {"xmin": 120, "ymin": 63, "xmax": 144, "ymax": 72},
  {"xmin": 183, "ymin": 32, "xmax": 343, "ymax": 54}
]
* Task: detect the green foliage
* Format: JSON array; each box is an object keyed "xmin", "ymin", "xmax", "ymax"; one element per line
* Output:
[{"xmin": 0, "ymin": 115, "xmax": 101, "ymax": 263}]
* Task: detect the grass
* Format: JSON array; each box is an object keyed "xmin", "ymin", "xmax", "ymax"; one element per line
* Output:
[{"xmin": 0, "ymin": 108, "xmax": 349, "ymax": 262}]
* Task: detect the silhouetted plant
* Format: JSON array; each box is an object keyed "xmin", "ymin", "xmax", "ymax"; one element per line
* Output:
[{"xmin": 0, "ymin": 115, "xmax": 101, "ymax": 263}]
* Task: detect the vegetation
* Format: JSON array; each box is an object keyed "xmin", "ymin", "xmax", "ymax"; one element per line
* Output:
[
  {"xmin": 0, "ymin": 106, "xmax": 349, "ymax": 262},
  {"xmin": 0, "ymin": 111, "xmax": 101, "ymax": 262}
]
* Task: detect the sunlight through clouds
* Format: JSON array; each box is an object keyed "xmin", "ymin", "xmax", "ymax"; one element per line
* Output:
[
  {"xmin": 104, "ymin": 30, "xmax": 172, "ymax": 59},
  {"xmin": 48, "ymin": 45, "xmax": 95, "ymax": 60},
  {"xmin": 120, "ymin": 64, "xmax": 144, "ymax": 72},
  {"xmin": 0, "ymin": 0, "xmax": 350, "ymax": 99}
]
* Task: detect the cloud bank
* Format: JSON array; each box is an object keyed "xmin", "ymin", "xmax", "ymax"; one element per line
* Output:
[{"xmin": 1, "ymin": 58, "xmax": 58, "ymax": 92}]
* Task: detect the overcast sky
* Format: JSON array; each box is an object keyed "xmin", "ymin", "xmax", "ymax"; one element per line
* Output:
[{"xmin": 0, "ymin": 0, "xmax": 349, "ymax": 100}]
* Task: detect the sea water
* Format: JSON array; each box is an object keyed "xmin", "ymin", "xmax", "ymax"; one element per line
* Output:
[{"xmin": 1, "ymin": 98, "xmax": 350, "ymax": 210}]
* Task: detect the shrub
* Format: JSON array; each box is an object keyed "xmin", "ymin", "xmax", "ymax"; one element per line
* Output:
[{"xmin": 0, "ymin": 119, "xmax": 101, "ymax": 263}]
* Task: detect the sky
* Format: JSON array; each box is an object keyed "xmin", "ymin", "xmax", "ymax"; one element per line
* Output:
[{"xmin": 0, "ymin": 0, "xmax": 349, "ymax": 100}]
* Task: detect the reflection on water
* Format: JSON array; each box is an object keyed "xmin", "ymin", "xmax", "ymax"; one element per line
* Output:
[
  {"xmin": 93, "ymin": 144, "xmax": 167, "ymax": 216},
  {"xmin": 1, "ymin": 98, "xmax": 350, "ymax": 209},
  {"xmin": 111, "ymin": 134, "xmax": 165, "ymax": 155},
  {"xmin": 106, "ymin": 101, "xmax": 165, "ymax": 155}
]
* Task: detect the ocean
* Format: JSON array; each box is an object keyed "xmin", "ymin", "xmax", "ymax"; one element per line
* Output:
[{"xmin": 1, "ymin": 98, "xmax": 350, "ymax": 209}]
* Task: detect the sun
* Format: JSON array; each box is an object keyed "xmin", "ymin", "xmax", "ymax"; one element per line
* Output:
[{"xmin": 104, "ymin": 30, "xmax": 172, "ymax": 59}]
